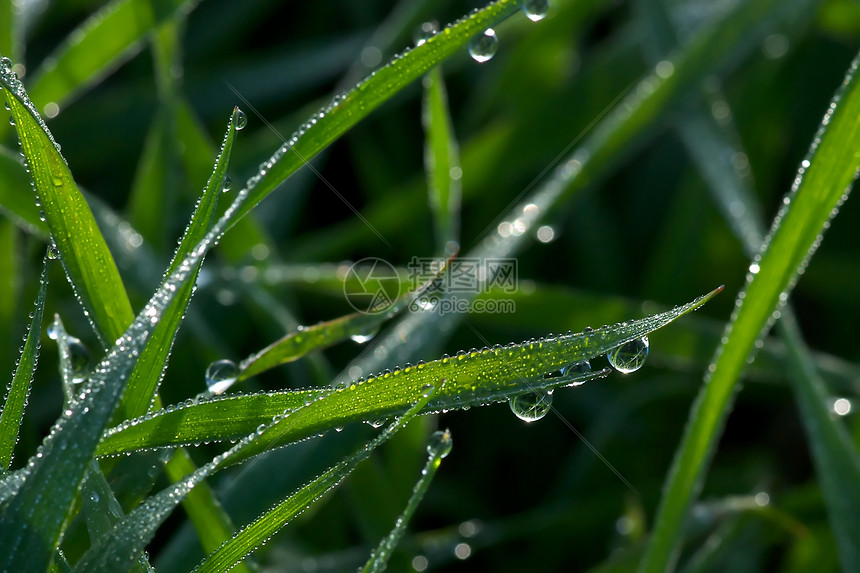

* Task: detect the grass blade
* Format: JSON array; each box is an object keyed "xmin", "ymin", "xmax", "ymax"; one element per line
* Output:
[
  {"xmin": 192, "ymin": 386, "xmax": 440, "ymax": 573},
  {"xmin": 25, "ymin": 0, "xmax": 196, "ymax": 110},
  {"xmin": 1, "ymin": 59, "xmax": 135, "ymax": 347},
  {"xmin": 0, "ymin": 254, "xmax": 46, "ymax": 470},
  {"xmin": 361, "ymin": 429, "xmax": 452, "ymax": 573},
  {"xmin": 639, "ymin": 51, "xmax": 860, "ymax": 572},
  {"xmin": 423, "ymin": 66, "xmax": 461, "ymax": 250},
  {"xmin": 97, "ymin": 287, "xmax": 721, "ymax": 456}
]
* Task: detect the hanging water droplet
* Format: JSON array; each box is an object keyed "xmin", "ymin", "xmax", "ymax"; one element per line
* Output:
[
  {"xmin": 47, "ymin": 244, "xmax": 60, "ymax": 260},
  {"xmin": 468, "ymin": 28, "xmax": 498, "ymax": 63},
  {"xmin": 427, "ymin": 429, "xmax": 453, "ymax": 458},
  {"xmin": 234, "ymin": 109, "xmax": 247, "ymax": 131},
  {"xmin": 46, "ymin": 320, "xmax": 59, "ymax": 340},
  {"xmin": 67, "ymin": 337, "xmax": 91, "ymax": 383},
  {"xmin": 522, "ymin": 0, "xmax": 550, "ymax": 21},
  {"xmin": 607, "ymin": 336, "xmax": 649, "ymax": 374},
  {"xmin": 414, "ymin": 21, "xmax": 439, "ymax": 46},
  {"xmin": 510, "ymin": 390, "xmax": 552, "ymax": 422},
  {"xmin": 350, "ymin": 328, "xmax": 379, "ymax": 344},
  {"xmin": 205, "ymin": 359, "xmax": 238, "ymax": 394},
  {"xmin": 561, "ymin": 360, "xmax": 591, "ymax": 376},
  {"xmin": 222, "ymin": 175, "xmax": 232, "ymax": 193},
  {"xmin": 38, "ymin": 210, "xmax": 46, "ymax": 222}
]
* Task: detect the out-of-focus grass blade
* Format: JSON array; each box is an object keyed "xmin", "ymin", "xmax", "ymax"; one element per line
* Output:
[
  {"xmin": 0, "ymin": 146, "xmax": 49, "ymax": 239},
  {"xmin": 423, "ymin": 66, "xmax": 461, "ymax": 250},
  {"xmin": 361, "ymin": 429, "xmax": 452, "ymax": 573},
  {"xmin": 238, "ymin": 255, "xmax": 454, "ymax": 381},
  {"xmin": 113, "ymin": 106, "xmax": 238, "ymax": 422},
  {"xmin": 0, "ymin": 254, "xmax": 46, "ymax": 470},
  {"xmin": 24, "ymin": 0, "xmax": 196, "ymax": 110},
  {"xmin": 193, "ymin": 387, "xmax": 439, "ymax": 573},
  {"xmin": 1, "ymin": 61, "xmax": 134, "ymax": 347},
  {"xmin": 97, "ymin": 287, "xmax": 721, "ymax": 456},
  {"xmin": 227, "ymin": 0, "xmax": 521, "ymax": 228},
  {"xmin": 640, "ymin": 52, "xmax": 860, "ymax": 573}
]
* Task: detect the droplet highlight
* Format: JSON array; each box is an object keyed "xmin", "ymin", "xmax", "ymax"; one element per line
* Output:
[
  {"xmin": 468, "ymin": 28, "xmax": 498, "ymax": 63},
  {"xmin": 607, "ymin": 336, "xmax": 649, "ymax": 374},
  {"xmin": 427, "ymin": 429, "xmax": 453, "ymax": 458},
  {"xmin": 67, "ymin": 337, "xmax": 91, "ymax": 383},
  {"xmin": 522, "ymin": 0, "xmax": 550, "ymax": 21},
  {"xmin": 205, "ymin": 359, "xmax": 238, "ymax": 394},
  {"xmin": 510, "ymin": 390, "xmax": 552, "ymax": 422}
]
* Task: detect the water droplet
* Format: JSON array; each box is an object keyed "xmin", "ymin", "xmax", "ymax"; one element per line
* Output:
[
  {"xmin": 47, "ymin": 245, "xmax": 60, "ymax": 259},
  {"xmin": 350, "ymin": 328, "xmax": 378, "ymax": 344},
  {"xmin": 510, "ymin": 390, "xmax": 552, "ymax": 422},
  {"xmin": 561, "ymin": 360, "xmax": 591, "ymax": 376},
  {"xmin": 522, "ymin": 0, "xmax": 550, "ymax": 21},
  {"xmin": 234, "ymin": 109, "xmax": 247, "ymax": 131},
  {"xmin": 205, "ymin": 359, "xmax": 238, "ymax": 394},
  {"xmin": 47, "ymin": 320, "xmax": 59, "ymax": 340},
  {"xmin": 607, "ymin": 336, "xmax": 649, "ymax": 374},
  {"xmin": 222, "ymin": 175, "xmax": 232, "ymax": 192},
  {"xmin": 67, "ymin": 337, "xmax": 91, "ymax": 383},
  {"xmin": 427, "ymin": 429, "xmax": 452, "ymax": 458},
  {"xmin": 468, "ymin": 28, "xmax": 498, "ymax": 63}
]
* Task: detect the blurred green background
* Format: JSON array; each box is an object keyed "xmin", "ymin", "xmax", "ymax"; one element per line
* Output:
[{"xmin": 3, "ymin": 0, "xmax": 860, "ymax": 570}]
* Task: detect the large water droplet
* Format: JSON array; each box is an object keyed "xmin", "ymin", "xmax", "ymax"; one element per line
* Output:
[
  {"xmin": 607, "ymin": 336, "xmax": 649, "ymax": 373},
  {"xmin": 47, "ymin": 245, "xmax": 60, "ymax": 260},
  {"xmin": 468, "ymin": 29, "xmax": 498, "ymax": 63},
  {"xmin": 510, "ymin": 390, "xmax": 552, "ymax": 422},
  {"xmin": 222, "ymin": 175, "xmax": 232, "ymax": 193},
  {"xmin": 205, "ymin": 359, "xmax": 238, "ymax": 394},
  {"xmin": 234, "ymin": 109, "xmax": 247, "ymax": 131},
  {"xmin": 350, "ymin": 328, "xmax": 379, "ymax": 344},
  {"xmin": 427, "ymin": 429, "xmax": 453, "ymax": 458},
  {"xmin": 561, "ymin": 360, "xmax": 591, "ymax": 376},
  {"xmin": 522, "ymin": 0, "xmax": 550, "ymax": 21},
  {"xmin": 67, "ymin": 337, "xmax": 91, "ymax": 383},
  {"xmin": 47, "ymin": 320, "xmax": 59, "ymax": 340}
]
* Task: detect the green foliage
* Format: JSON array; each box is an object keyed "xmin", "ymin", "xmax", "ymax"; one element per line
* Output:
[{"xmin": 1, "ymin": 0, "xmax": 859, "ymax": 571}]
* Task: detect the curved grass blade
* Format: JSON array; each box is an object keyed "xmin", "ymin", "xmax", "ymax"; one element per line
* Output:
[
  {"xmin": 361, "ymin": 429, "xmax": 452, "ymax": 573},
  {"xmin": 638, "ymin": 1, "xmax": 860, "ymax": 569},
  {"xmin": 24, "ymin": 0, "xmax": 196, "ymax": 111},
  {"xmin": 1, "ymin": 59, "xmax": 134, "ymax": 346},
  {"xmin": 113, "ymin": 106, "xmax": 238, "ymax": 422},
  {"xmin": 97, "ymin": 287, "xmax": 721, "ymax": 456},
  {"xmin": 639, "ymin": 52, "xmax": 860, "ymax": 573},
  {"xmin": 238, "ymin": 254, "xmax": 455, "ymax": 382},
  {"xmin": 423, "ymin": 66, "xmax": 461, "ymax": 250},
  {"xmin": 226, "ymin": 0, "xmax": 521, "ymax": 228},
  {"xmin": 192, "ymin": 386, "xmax": 439, "ymax": 573},
  {"xmin": 0, "ymin": 253, "xmax": 47, "ymax": 470}
]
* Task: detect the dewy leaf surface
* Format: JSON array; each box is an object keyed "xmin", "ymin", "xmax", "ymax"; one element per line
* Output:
[
  {"xmin": 640, "ymin": 51, "xmax": 860, "ymax": 573},
  {"xmin": 98, "ymin": 287, "xmax": 721, "ymax": 457},
  {"xmin": 0, "ymin": 58, "xmax": 134, "ymax": 347}
]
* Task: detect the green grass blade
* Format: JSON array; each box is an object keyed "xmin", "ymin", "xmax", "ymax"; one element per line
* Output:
[
  {"xmin": 423, "ymin": 66, "xmax": 461, "ymax": 250},
  {"xmin": 238, "ymin": 257, "xmax": 452, "ymax": 382},
  {"xmin": 97, "ymin": 287, "xmax": 721, "ymax": 456},
  {"xmin": 0, "ymin": 254, "xmax": 46, "ymax": 470},
  {"xmin": 1, "ymin": 61, "xmax": 135, "ymax": 347},
  {"xmin": 361, "ymin": 429, "xmax": 452, "ymax": 573},
  {"xmin": 114, "ymin": 106, "xmax": 238, "ymax": 422},
  {"xmin": 25, "ymin": 0, "xmax": 196, "ymax": 110},
  {"xmin": 639, "ymin": 52, "xmax": 860, "ymax": 573},
  {"xmin": 227, "ymin": 0, "xmax": 521, "ymax": 228},
  {"xmin": 192, "ymin": 386, "xmax": 439, "ymax": 573}
]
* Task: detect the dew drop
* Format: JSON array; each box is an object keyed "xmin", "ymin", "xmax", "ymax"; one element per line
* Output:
[
  {"xmin": 607, "ymin": 336, "xmax": 649, "ymax": 374},
  {"xmin": 427, "ymin": 429, "xmax": 453, "ymax": 458},
  {"xmin": 205, "ymin": 359, "xmax": 238, "ymax": 394},
  {"xmin": 468, "ymin": 28, "xmax": 498, "ymax": 63},
  {"xmin": 234, "ymin": 109, "xmax": 247, "ymax": 131},
  {"xmin": 350, "ymin": 328, "xmax": 378, "ymax": 344},
  {"xmin": 561, "ymin": 360, "xmax": 591, "ymax": 376},
  {"xmin": 509, "ymin": 390, "xmax": 552, "ymax": 422},
  {"xmin": 222, "ymin": 175, "xmax": 232, "ymax": 193},
  {"xmin": 522, "ymin": 0, "xmax": 550, "ymax": 21},
  {"xmin": 66, "ymin": 337, "xmax": 91, "ymax": 383},
  {"xmin": 47, "ymin": 320, "xmax": 59, "ymax": 340},
  {"xmin": 47, "ymin": 244, "xmax": 60, "ymax": 260},
  {"xmin": 414, "ymin": 21, "xmax": 439, "ymax": 46}
]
